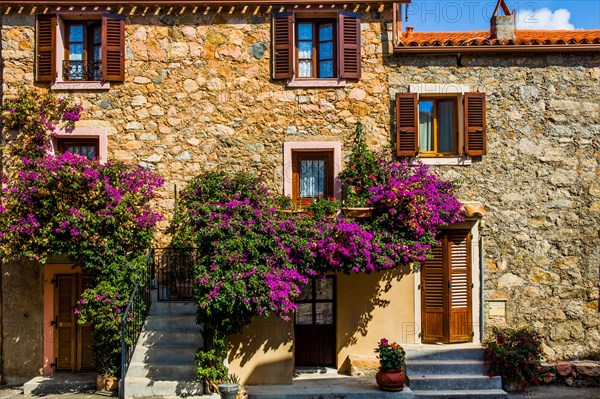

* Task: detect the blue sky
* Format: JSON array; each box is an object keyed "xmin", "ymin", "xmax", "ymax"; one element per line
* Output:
[{"xmin": 404, "ymin": 1, "xmax": 600, "ymax": 31}]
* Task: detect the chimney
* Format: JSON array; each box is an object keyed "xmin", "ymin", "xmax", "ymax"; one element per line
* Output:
[
  {"xmin": 490, "ymin": 0, "xmax": 515, "ymax": 41},
  {"xmin": 405, "ymin": 26, "xmax": 414, "ymax": 39}
]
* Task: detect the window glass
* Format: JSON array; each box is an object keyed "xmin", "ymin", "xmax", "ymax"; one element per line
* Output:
[
  {"xmin": 419, "ymin": 100, "xmax": 434, "ymax": 152},
  {"xmin": 438, "ymin": 100, "xmax": 455, "ymax": 153},
  {"xmin": 298, "ymin": 23, "xmax": 313, "ymax": 41},
  {"xmin": 298, "ymin": 41, "xmax": 313, "ymax": 59},
  {"xmin": 319, "ymin": 42, "xmax": 333, "ymax": 60},
  {"xmin": 300, "ymin": 159, "xmax": 325, "ymax": 198},
  {"xmin": 319, "ymin": 23, "xmax": 333, "ymax": 41},
  {"xmin": 58, "ymin": 139, "xmax": 99, "ymax": 160},
  {"xmin": 315, "ymin": 303, "xmax": 334, "ymax": 325},
  {"xmin": 296, "ymin": 303, "xmax": 313, "ymax": 325},
  {"xmin": 298, "ymin": 282, "xmax": 313, "ymax": 300},
  {"xmin": 319, "ymin": 61, "xmax": 334, "ymax": 78},
  {"xmin": 315, "ymin": 278, "xmax": 333, "ymax": 300},
  {"xmin": 69, "ymin": 25, "xmax": 84, "ymax": 42}
]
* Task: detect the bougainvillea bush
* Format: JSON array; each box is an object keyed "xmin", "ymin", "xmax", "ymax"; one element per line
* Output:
[
  {"xmin": 0, "ymin": 87, "xmax": 164, "ymax": 375},
  {"xmin": 173, "ymin": 151, "xmax": 463, "ymax": 385}
]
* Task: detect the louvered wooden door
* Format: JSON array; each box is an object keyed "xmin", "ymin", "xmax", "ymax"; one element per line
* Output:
[
  {"xmin": 421, "ymin": 231, "xmax": 472, "ymax": 343},
  {"xmin": 54, "ymin": 274, "xmax": 95, "ymax": 372}
]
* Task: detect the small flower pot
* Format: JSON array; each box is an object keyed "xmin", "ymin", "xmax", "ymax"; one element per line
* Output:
[
  {"xmin": 218, "ymin": 383, "xmax": 239, "ymax": 399},
  {"xmin": 342, "ymin": 207, "xmax": 374, "ymax": 219},
  {"xmin": 375, "ymin": 369, "xmax": 406, "ymax": 392},
  {"xmin": 96, "ymin": 374, "xmax": 119, "ymax": 391}
]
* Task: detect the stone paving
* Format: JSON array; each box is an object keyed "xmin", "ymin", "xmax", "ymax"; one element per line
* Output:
[{"xmin": 2, "ymin": 385, "xmax": 600, "ymax": 399}]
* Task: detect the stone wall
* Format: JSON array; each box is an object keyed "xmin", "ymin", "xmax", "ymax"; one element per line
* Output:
[
  {"xmin": 1, "ymin": 7, "xmax": 394, "ymax": 247},
  {"xmin": 389, "ymin": 53, "xmax": 600, "ymax": 360}
]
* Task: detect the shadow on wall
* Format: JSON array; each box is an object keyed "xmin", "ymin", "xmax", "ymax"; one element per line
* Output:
[
  {"xmin": 227, "ymin": 315, "xmax": 293, "ymax": 385},
  {"xmin": 337, "ymin": 267, "xmax": 413, "ymax": 351}
]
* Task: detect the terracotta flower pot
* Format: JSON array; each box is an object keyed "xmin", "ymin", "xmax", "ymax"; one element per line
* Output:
[
  {"xmin": 342, "ymin": 207, "xmax": 374, "ymax": 219},
  {"xmin": 375, "ymin": 369, "xmax": 406, "ymax": 392},
  {"xmin": 96, "ymin": 374, "xmax": 119, "ymax": 391}
]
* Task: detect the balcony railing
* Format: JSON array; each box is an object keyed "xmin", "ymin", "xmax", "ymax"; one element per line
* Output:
[{"xmin": 63, "ymin": 60, "xmax": 102, "ymax": 81}]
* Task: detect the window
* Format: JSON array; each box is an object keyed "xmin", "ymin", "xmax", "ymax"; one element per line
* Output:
[
  {"xmin": 292, "ymin": 151, "xmax": 334, "ymax": 205},
  {"xmin": 57, "ymin": 138, "xmax": 99, "ymax": 160},
  {"xmin": 35, "ymin": 13, "xmax": 125, "ymax": 83},
  {"xmin": 272, "ymin": 11, "xmax": 361, "ymax": 84},
  {"xmin": 396, "ymin": 92, "xmax": 487, "ymax": 157},
  {"xmin": 64, "ymin": 22, "xmax": 102, "ymax": 81}
]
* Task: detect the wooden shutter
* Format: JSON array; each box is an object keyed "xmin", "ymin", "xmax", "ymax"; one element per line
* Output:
[
  {"xmin": 396, "ymin": 93, "xmax": 419, "ymax": 157},
  {"xmin": 338, "ymin": 11, "xmax": 361, "ymax": 79},
  {"xmin": 272, "ymin": 12, "xmax": 294, "ymax": 80},
  {"xmin": 54, "ymin": 275, "xmax": 76, "ymax": 371},
  {"xmin": 102, "ymin": 14, "xmax": 125, "ymax": 82},
  {"xmin": 35, "ymin": 14, "xmax": 57, "ymax": 82},
  {"xmin": 447, "ymin": 231, "xmax": 473, "ymax": 343},
  {"xmin": 421, "ymin": 240, "xmax": 446, "ymax": 343},
  {"xmin": 464, "ymin": 93, "xmax": 487, "ymax": 156},
  {"xmin": 78, "ymin": 276, "xmax": 95, "ymax": 371}
]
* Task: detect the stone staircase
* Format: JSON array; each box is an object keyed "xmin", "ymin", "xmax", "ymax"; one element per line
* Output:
[
  {"xmin": 405, "ymin": 345, "xmax": 507, "ymax": 399},
  {"xmin": 124, "ymin": 291, "xmax": 204, "ymax": 397}
]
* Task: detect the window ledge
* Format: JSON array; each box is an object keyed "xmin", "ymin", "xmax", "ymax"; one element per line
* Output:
[
  {"xmin": 51, "ymin": 81, "xmax": 110, "ymax": 91},
  {"xmin": 415, "ymin": 156, "xmax": 472, "ymax": 166},
  {"xmin": 287, "ymin": 79, "xmax": 346, "ymax": 88}
]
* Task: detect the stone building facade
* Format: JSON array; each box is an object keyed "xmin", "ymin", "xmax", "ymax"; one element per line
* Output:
[{"xmin": 0, "ymin": 0, "xmax": 598, "ymax": 386}]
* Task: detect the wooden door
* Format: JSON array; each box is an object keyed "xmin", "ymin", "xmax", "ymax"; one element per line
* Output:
[
  {"xmin": 54, "ymin": 274, "xmax": 95, "ymax": 372},
  {"xmin": 294, "ymin": 277, "xmax": 336, "ymax": 367},
  {"xmin": 421, "ymin": 231, "xmax": 472, "ymax": 343}
]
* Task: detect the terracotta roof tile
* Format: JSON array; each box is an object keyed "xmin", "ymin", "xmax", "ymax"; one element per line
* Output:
[{"xmin": 398, "ymin": 29, "xmax": 600, "ymax": 47}]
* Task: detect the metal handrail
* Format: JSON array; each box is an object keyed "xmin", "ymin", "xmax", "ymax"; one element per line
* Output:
[
  {"xmin": 119, "ymin": 248, "xmax": 154, "ymax": 399},
  {"xmin": 63, "ymin": 60, "xmax": 102, "ymax": 81}
]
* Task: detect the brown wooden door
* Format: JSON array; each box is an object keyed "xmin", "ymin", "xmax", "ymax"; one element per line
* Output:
[
  {"xmin": 294, "ymin": 277, "xmax": 336, "ymax": 367},
  {"xmin": 421, "ymin": 231, "xmax": 472, "ymax": 343},
  {"xmin": 54, "ymin": 274, "xmax": 95, "ymax": 372}
]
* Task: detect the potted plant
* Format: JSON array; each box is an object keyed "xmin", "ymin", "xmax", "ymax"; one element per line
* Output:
[
  {"xmin": 275, "ymin": 195, "xmax": 306, "ymax": 216},
  {"xmin": 306, "ymin": 196, "xmax": 340, "ymax": 219},
  {"xmin": 338, "ymin": 123, "xmax": 379, "ymax": 219},
  {"xmin": 374, "ymin": 338, "xmax": 406, "ymax": 391}
]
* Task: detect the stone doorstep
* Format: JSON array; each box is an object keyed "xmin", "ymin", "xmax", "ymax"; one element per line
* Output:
[
  {"xmin": 22, "ymin": 373, "xmax": 97, "ymax": 395},
  {"xmin": 246, "ymin": 377, "xmax": 414, "ymax": 399}
]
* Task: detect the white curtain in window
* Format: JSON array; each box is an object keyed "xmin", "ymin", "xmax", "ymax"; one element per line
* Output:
[
  {"xmin": 300, "ymin": 160, "xmax": 325, "ymax": 197},
  {"xmin": 419, "ymin": 101, "xmax": 434, "ymax": 152}
]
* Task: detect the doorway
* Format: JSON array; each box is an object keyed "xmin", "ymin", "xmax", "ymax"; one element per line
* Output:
[
  {"xmin": 294, "ymin": 276, "xmax": 336, "ymax": 367},
  {"xmin": 53, "ymin": 273, "xmax": 95, "ymax": 372},
  {"xmin": 421, "ymin": 230, "xmax": 473, "ymax": 343}
]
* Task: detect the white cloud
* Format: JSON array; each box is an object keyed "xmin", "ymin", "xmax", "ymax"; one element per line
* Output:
[{"xmin": 516, "ymin": 8, "xmax": 575, "ymax": 30}]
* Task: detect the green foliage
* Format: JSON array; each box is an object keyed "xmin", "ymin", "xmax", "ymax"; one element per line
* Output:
[
  {"xmin": 305, "ymin": 197, "xmax": 340, "ymax": 218},
  {"xmin": 195, "ymin": 333, "xmax": 228, "ymax": 393},
  {"xmin": 484, "ymin": 326, "xmax": 544, "ymax": 391},
  {"xmin": 375, "ymin": 338, "xmax": 406, "ymax": 371},
  {"xmin": 338, "ymin": 123, "xmax": 382, "ymax": 207}
]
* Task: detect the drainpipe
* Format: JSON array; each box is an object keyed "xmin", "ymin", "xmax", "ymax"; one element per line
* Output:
[{"xmin": 479, "ymin": 224, "xmax": 485, "ymax": 343}]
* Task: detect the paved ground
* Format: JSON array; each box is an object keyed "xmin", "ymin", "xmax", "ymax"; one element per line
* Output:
[{"xmin": 2, "ymin": 384, "xmax": 599, "ymax": 398}]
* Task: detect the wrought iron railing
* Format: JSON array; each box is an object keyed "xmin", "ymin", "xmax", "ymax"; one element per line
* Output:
[
  {"xmin": 63, "ymin": 60, "xmax": 102, "ymax": 81},
  {"xmin": 119, "ymin": 248, "xmax": 153, "ymax": 399},
  {"xmin": 154, "ymin": 248, "xmax": 198, "ymax": 302}
]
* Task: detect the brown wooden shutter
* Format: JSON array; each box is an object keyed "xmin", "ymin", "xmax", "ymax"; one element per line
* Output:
[
  {"xmin": 464, "ymin": 92, "xmax": 487, "ymax": 156},
  {"xmin": 78, "ymin": 276, "xmax": 95, "ymax": 371},
  {"xmin": 54, "ymin": 275, "xmax": 76, "ymax": 371},
  {"xmin": 272, "ymin": 12, "xmax": 294, "ymax": 80},
  {"xmin": 338, "ymin": 11, "xmax": 361, "ymax": 79},
  {"xmin": 102, "ymin": 14, "xmax": 125, "ymax": 82},
  {"xmin": 421, "ymin": 240, "xmax": 446, "ymax": 343},
  {"xmin": 35, "ymin": 14, "xmax": 57, "ymax": 82},
  {"xmin": 447, "ymin": 231, "xmax": 473, "ymax": 343},
  {"xmin": 396, "ymin": 93, "xmax": 419, "ymax": 157}
]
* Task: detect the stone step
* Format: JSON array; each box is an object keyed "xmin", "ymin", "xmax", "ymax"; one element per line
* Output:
[
  {"xmin": 130, "ymin": 344, "xmax": 198, "ymax": 364},
  {"xmin": 406, "ymin": 360, "xmax": 487, "ymax": 375},
  {"xmin": 139, "ymin": 330, "xmax": 203, "ymax": 347},
  {"xmin": 148, "ymin": 300, "xmax": 197, "ymax": 316},
  {"xmin": 412, "ymin": 389, "xmax": 507, "ymax": 399},
  {"xmin": 144, "ymin": 314, "xmax": 199, "ymax": 331},
  {"xmin": 124, "ymin": 377, "xmax": 205, "ymax": 397},
  {"xmin": 408, "ymin": 374, "xmax": 502, "ymax": 391},
  {"xmin": 126, "ymin": 362, "xmax": 197, "ymax": 379},
  {"xmin": 404, "ymin": 346, "xmax": 484, "ymax": 361}
]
